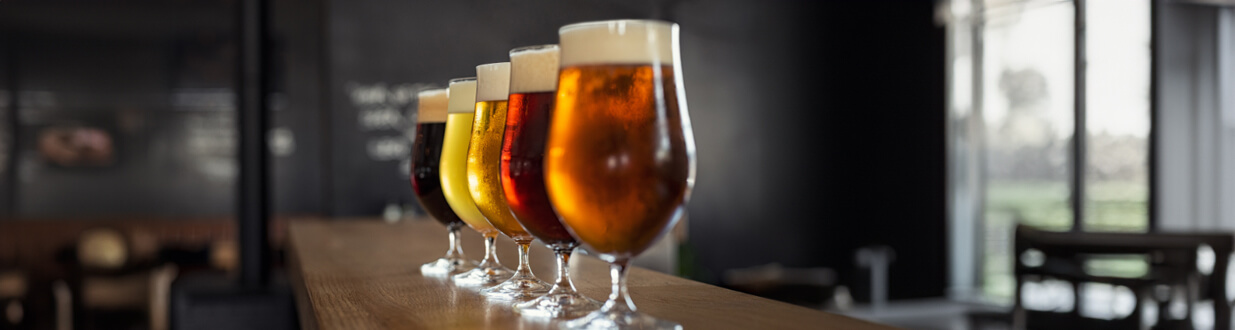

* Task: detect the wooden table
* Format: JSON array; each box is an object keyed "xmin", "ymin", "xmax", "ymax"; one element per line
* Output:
[{"xmin": 287, "ymin": 218, "xmax": 892, "ymax": 329}]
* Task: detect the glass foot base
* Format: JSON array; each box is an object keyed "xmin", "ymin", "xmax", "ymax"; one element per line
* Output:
[
  {"xmin": 514, "ymin": 291, "xmax": 601, "ymax": 319},
  {"xmin": 420, "ymin": 257, "xmax": 477, "ymax": 277},
  {"xmin": 563, "ymin": 309, "xmax": 682, "ymax": 330},
  {"xmin": 452, "ymin": 265, "xmax": 513, "ymax": 288},
  {"xmin": 479, "ymin": 274, "xmax": 550, "ymax": 301}
]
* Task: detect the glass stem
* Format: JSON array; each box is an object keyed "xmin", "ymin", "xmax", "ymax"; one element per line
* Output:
[
  {"xmin": 547, "ymin": 247, "xmax": 576, "ymax": 294},
  {"xmin": 603, "ymin": 260, "xmax": 635, "ymax": 313},
  {"xmin": 478, "ymin": 234, "xmax": 501, "ymax": 269},
  {"xmin": 444, "ymin": 225, "xmax": 465, "ymax": 260},
  {"xmin": 513, "ymin": 243, "xmax": 534, "ymax": 277}
]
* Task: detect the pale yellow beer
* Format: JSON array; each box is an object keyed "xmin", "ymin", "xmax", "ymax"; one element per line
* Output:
[{"xmin": 440, "ymin": 78, "xmax": 498, "ymax": 236}]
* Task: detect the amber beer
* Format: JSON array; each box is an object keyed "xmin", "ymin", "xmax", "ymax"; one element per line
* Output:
[
  {"xmin": 501, "ymin": 45, "xmax": 575, "ymax": 248},
  {"xmin": 546, "ymin": 21, "xmax": 695, "ymax": 262},
  {"xmin": 467, "ymin": 62, "xmax": 535, "ymax": 244},
  {"xmin": 410, "ymin": 89, "xmax": 463, "ymax": 229}
]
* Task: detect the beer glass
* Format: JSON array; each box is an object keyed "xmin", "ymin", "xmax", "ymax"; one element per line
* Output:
[
  {"xmin": 441, "ymin": 77, "xmax": 513, "ymax": 287},
  {"xmin": 547, "ymin": 20, "xmax": 695, "ymax": 329},
  {"xmin": 467, "ymin": 62, "xmax": 551, "ymax": 301},
  {"xmin": 501, "ymin": 44, "xmax": 601, "ymax": 318},
  {"xmin": 412, "ymin": 88, "xmax": 478, "ymax": 276}
]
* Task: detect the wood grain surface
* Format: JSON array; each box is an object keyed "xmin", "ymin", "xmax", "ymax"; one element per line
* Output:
[{"xmin": 287, "ymin": 218, "xmax": 893, "ymax": 329}]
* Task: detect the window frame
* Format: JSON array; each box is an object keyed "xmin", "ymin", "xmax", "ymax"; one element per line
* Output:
[{"xmin": 943, "ymin": 0, "xmax": 1161, "ymax": 302}]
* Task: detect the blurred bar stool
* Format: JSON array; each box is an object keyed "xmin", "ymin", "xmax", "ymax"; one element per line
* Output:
[
  {"xmin": 1001, "ymin": 224, "xmax": 1234, "ymax": 330},
  {"xmin": 0, "ymin": 268, "xmax": 28, "ymax": 330},
  {"xmin": 57, "ymin": 227, "xmax": 177, "ymax": 330}
]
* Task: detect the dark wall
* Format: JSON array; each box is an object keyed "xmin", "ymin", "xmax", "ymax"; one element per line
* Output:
[
  {"xmin": 0, "ymin": 2, "xmax": 240, "ymax": 217},
  {"xmin": 809, "ymin": 1, "xmax": 946, "ymax": 300},
  {"xmin": 322, "ymin": 0, "xmax": 659, "ymax": 215},
  {"xmin": 0, "ymin": 0, "xmax": 325, "ymax": 217},
  {"xmin": 0, "ymin": 0, "xmax": 947, "ymax": 300},
  {"xmin": 677, "ymin": 0, "xmax": 947, "ymax": 299}
]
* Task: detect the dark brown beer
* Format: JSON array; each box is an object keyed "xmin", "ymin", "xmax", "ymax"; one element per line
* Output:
[
  {"xmin": 545, "ymin": 65, "xmax": 692, "ymax": 261},
  {"xmin": 502, "ymin": 91, "xmax": 575, "ymax": 248},
  {"xmin": 411, "ymin": 122, "xmax": 463, "ymax": 228}
]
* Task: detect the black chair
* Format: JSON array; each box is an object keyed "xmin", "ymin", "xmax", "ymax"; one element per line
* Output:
[{"xmin": 1012, "ymin": 224, "xmax": 1234, "ymax": 330}]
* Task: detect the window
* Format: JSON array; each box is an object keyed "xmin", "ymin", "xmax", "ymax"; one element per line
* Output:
[
  {"xmin": 943, "ymin": 0, "xmax": 1152, "ymax": 301},
  {"xmin": 1084, "ymin": 0, "xmax": 1151, "ymax": 232}
]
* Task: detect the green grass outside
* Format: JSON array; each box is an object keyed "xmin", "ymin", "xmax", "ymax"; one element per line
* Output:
[{"xmin": 980, "ymin": 180, "xmax": 1148, "ymax": 299}]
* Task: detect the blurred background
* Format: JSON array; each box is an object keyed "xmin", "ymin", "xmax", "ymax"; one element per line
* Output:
[{"xmin": 0, "ymin": 0, "xmax": 1232, "ymax": 329}]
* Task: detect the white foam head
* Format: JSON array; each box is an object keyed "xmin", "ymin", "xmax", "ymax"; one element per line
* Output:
[
  {"xmin": 475, "ymin": 62, "xmax": 511, "ymax": 102},
  {"xmin": 416, "ymin": 88, "xmax": 449, "ymax": 123},
  {"xmin": 558, "ymin": 20, "xmax": 677, "ymax": 67},
  {"xmin": 509, "ymin": 45, "xmax": 560, "ymax": 93},
  {"xmin": 447, "ymin": 77, "xmax": 477, "ymax": 114}
]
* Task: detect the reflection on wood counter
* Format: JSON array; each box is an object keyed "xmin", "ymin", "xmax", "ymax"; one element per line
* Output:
[{"xmin": 287, "ymin": 218, "xmax": 893, "ymax": 329}]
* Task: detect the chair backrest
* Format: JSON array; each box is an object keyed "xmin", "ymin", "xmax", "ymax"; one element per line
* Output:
[{"xmin": 1013, "ymin": 224, "xmax": 1234, "ymax": 330}]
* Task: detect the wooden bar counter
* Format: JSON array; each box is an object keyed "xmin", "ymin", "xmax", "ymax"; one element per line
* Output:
[{"xmin": 287, "ymin": 218, "xmax": 891, "ymax": 329}]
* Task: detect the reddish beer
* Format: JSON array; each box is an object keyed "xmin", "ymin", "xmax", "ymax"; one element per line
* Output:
[
  {"xmin": 505, "ymin": 44, "xmax": 600, "ymax": 318},
  {"xmin": 502, "ymin": 91, "xmax": 575, "ymax": 248}
]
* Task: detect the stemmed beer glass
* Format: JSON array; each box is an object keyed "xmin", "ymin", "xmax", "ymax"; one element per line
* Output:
[
  {"xmin": 500, "ymin": 44, "xmax": 601, "ymax": 318},
  {"xmin": 546, "ymin": 20, "xmax": 696, "ymax": 329},
  {"xmin": 440, "ymin": 77, "xmax": 514, "ymax": 287},
  {"xmin": 412, "ymin": 88, "xmax": 478, "ymax": 276},
  {"xmin": 467, "ymin": 63, "xmax": 552, "ymax": 300}
]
